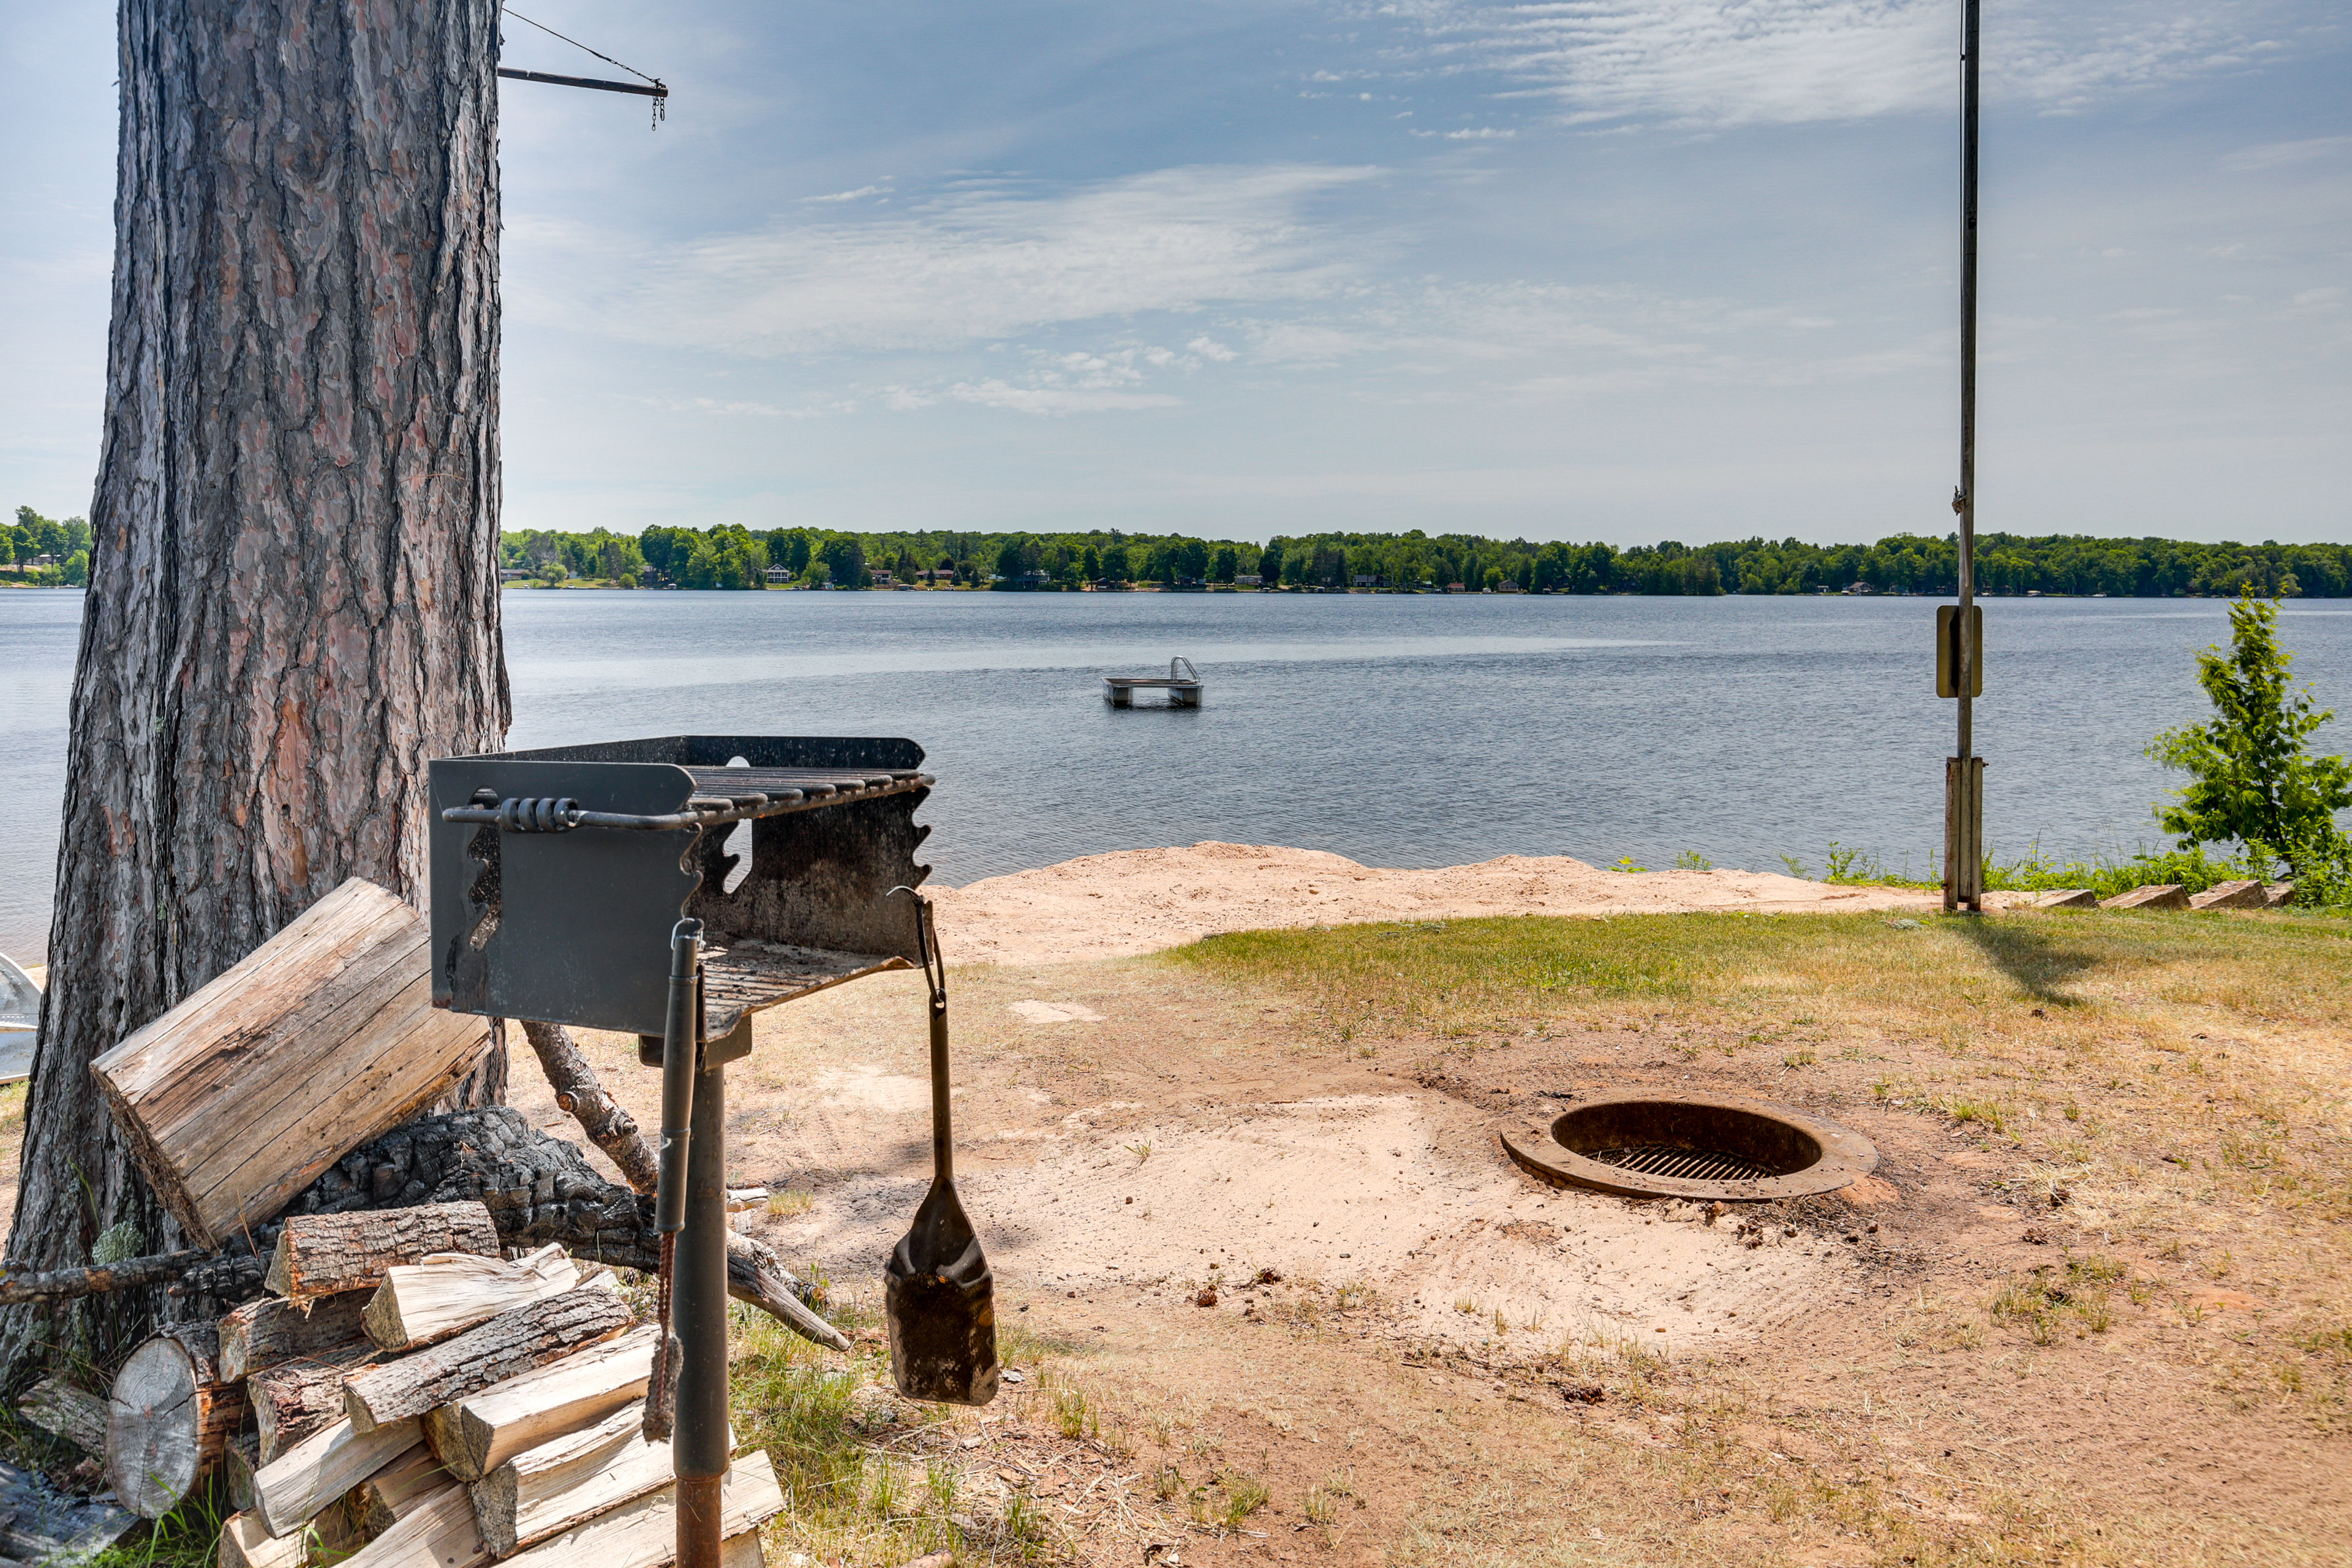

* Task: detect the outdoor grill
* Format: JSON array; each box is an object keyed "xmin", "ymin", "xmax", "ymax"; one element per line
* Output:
[{"xmin": 427, "ymin": 734, "xmax": 938, "ymax": 1567}]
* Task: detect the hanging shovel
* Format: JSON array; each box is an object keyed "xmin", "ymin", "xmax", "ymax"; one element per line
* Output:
[{"xmin": 883, "ymin": 891, "xmax": 1000, "ymax": 1406}]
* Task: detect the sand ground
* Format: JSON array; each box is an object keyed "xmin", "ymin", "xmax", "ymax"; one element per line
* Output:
[{"xmin": 2, "ymin": 851, "xmax": 2340, "ymax": 1567}]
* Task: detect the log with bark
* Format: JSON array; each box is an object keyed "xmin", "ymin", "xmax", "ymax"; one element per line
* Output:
[
  {"xmin": 221, "ymin": 1289, "xmax": 374, "ymax": 1382},
  {"xmin": 519, "ymin": 1019, "xmax": 658, "ymax": 1194},
  {"xmin": 7, "ymin": 1110, "xmax": 842, "ymax": 1346},
  {"xmin": 253, "ymin": 1357, "xmax": 374, "ymax": 1464},
  {"xmin": 424, "ymin": 1322, "xmax": 657, "ymax": 1482},
  {"xmin": 344, "ymin": 1281, "xmax": 633, "ymax": 1433},
  {"xmin": 0, "ymin": 1248, "xmax": 212, "ymax": 1306},
  {"xmin": 16, "ymin": 1377, "xmax": 107, "ymax": 1453},
  {"xmin": 364, "ymin": 1243, "xmax": 578, "ymax": 1352},
  {"xmin": 351, "ymin": 1444, "xmax": 453, "ymax": 1539},
  {"xmin": 91, "ymin": 880, "xmax": 496, "ymax": 1250},
  {"xmin": 268, "ymin": 1202, "xmax": 502, "ymax": 1302},
  {"xmin": 469, "ymin": 1399, "xmax": 679, "ymax": 1556},
  {"xmin": 0, "ymin": 0, "xmax": 509, "ymax": 1376},
  {"xmin": 499, "ymin": 1449, "xmax": 783, "ymax": 1568},
  {"xmin": 254, "ymin": 1417, "xmax": 421, "ymax": 1539},
  {"xmin": 105, "ymin": 1319, "xmax": 249, "ymax": 1519},
  {"xmin": 226, "ymin": 1433, "xmax": 259, "ymax": 1513}
]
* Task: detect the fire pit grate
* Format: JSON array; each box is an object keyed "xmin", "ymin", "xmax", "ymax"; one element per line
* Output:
[
  {"xmin": 1501, "ymin": 1088, "xmax": 1878, "ymax": 1202},
  {"xmin": 1590, "ymin": 1144, "xmax": 1780, "ymax": 1183}
]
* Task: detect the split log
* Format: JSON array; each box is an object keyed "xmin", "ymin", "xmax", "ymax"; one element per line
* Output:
[
  {"xmin": 219, "ymin": 1506, "xmax": 363, "ymax": 1568},
  {"xmin": 254, "ymin": 1358, "xmax": 375, "ymax": 1464},
  {"xmin": 0, "ymin": 1247, "xmax": 210, "ymax": 1305},
  {"xmin": 267, "ymin": 1202, "xmax": 502, "ymax": 1302},
  {"xmin": 219, "ymin": 1509, "xmax": 306, "ymax": 1568},
  {"xmin": 499, "ymin": 1450, "xmax": 782, "ymax": 1568},
  {"xmin": 365, "ymin": 1244, "xmax": 578, "ymax": 1352},
  {"xmin": 335, "ymin": 1475, "xmax": 488, "ymax": 1568},
  {"xmin": 254, "ymin": 1417, "xmax": 421, "ymax": 1539},
  {"xmin": 222, "ymin": 1289, "xmax": 374, "ymax": 1381},
  {"xmin": 424, "ymin": 1323, "xmax": 658, "ymax": 1481},
  {"xmin": 89, "ymin": 879, "xmax": 496, "ymax": 1248},
  {"xmin": 226, "ymin": 1434, "xmax": 258, "ymax": 1512},
  {"xmin": 469, "ymin": 1400, "xmax": 678, "ymax": 1556},
  {"xmin": 351, "ymin": 1444, "xmax": 453, "ymax": 1539},
  {"xmin": 519, "ymin": 1020, "xmax": 658, "ymax": 1194},
  {"xmin": 16, "ymin": 1378, "xmax": 106, "ymax": 1453},
  {"xmin": 344, "ymin": 1281, "xmax": 633, "ymax": 1434},
  {"xmin": 105, "ymin": 1320, "xmax": 248, "ymax": 1519}
]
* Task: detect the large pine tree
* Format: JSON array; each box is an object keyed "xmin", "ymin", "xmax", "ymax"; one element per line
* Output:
[{"xmin": 2, "ymin": 0, "xmax": 510, "ymax": 1371}]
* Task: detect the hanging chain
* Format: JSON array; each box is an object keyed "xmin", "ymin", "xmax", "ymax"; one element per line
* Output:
[{"xmin": 501, "ymin": 5, "xmax": 668, "ymax": 128}]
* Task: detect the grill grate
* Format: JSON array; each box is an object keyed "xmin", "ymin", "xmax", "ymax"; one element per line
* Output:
[{"xmin": 1591, "ymin": 1144, "xmax": 1779, "ymax": 1183}]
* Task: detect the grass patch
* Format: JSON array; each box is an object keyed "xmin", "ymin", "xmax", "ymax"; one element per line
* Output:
[{"xmin": 1166, "ymin": 907, "xmax": 2352, "ymax": 1043}]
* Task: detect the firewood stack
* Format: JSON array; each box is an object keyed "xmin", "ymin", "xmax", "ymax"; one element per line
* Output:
[
  {"xmin": 103, "ymin": 1197, "xmax": 786, "ymax": 1566},
  {"xmin": 24, "ymin": 880, "xmax": 804, "ymax": 1565}
]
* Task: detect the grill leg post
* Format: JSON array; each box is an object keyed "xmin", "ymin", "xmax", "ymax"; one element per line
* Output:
[{"xmin": 674, "ymin": 1033, "xmax": 733, "ymax": 1568}]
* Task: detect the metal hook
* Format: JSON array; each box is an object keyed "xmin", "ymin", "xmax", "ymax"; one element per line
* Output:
[{"xmin": 888, "ymin": 886, "xmax": 947, "ymax": 1014}]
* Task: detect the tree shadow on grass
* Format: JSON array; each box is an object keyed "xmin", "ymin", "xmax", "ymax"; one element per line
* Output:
[{"xmin": 1948, "ymin": 916, "xmax": 2103, "ymax": 1004}]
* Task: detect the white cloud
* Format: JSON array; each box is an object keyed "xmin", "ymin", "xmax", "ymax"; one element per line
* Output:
[
  {"xmin": 949, "ymin": 379, "xmax": 1183, "ymax": 414},
  {"xmin": 511, "ymin": 165, "xmax": 1382, "ymax": 356},
  {"xmin": 1355, "ymin": 0, "xmax": 2301, "ymax": 127},
  {"xmin": 2219, "ymin": 135, "xmax": 2350, "ymax": 172},
  {"xmin": 1188, "ymin": 336, "xmax": 1240, "ymax": 361},
  {"xmin": 801, "ymin": 184, "xmax": 892, "ymax": 203}
]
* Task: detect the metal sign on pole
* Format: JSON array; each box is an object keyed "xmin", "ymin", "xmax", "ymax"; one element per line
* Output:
[{"xmin": 1942, "ymin": 0, "xmax": 1985, "ymax": 914}]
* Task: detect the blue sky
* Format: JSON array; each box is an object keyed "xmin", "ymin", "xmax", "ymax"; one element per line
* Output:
[{"xmin": 2, "ymin": 1, "xmax": 2345, "ymax": 546}]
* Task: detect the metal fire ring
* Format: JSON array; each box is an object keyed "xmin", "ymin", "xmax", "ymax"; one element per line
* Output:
[{"xmin": 1499, "ymin": 1088, "xmax": 1877, "ymax": 1202}]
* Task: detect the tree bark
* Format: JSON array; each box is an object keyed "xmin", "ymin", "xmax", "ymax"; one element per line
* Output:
[
  {"xmin": 3, "ymin": 0, "xmax": 507, "ymax": 1376},
  {"xmin": 219, "ymin": 1289, "xmax": 372, "ymax": 1382},
  {"xmin": 252, "ymin": 1359, "xmax": 360, "ymax": 1464}
]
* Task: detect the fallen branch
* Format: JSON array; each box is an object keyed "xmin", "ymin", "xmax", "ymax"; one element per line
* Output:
[
  {"xmin": 519, "ymin": 1019, "xmax": 659, "ymax": 1194},
  {"xmin": 0, "ymin": 1248, "xmax": 212, "ymax": 1305}
]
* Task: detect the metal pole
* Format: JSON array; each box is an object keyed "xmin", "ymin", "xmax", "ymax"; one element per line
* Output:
[
  {"xmin": 1945, "ymin": 0, "xmax": 1983, "ymax": 914},
  {"xmin": 673, "ymin": 1025, "xmax": 734, "ymax": 1568}
]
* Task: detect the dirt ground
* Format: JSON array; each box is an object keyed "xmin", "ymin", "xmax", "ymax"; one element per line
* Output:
[
  {"xmin": 3, "ymin": 854, "xmax": 2343, "ymax": 1567},
  {"xmin": 520, "ymin": 912, "xmax": 2348, "ymax": 1567}
]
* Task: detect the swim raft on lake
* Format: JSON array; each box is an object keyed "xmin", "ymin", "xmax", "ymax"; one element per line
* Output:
[{"xmin": 1104, "ymin": 656, "xmax": 1202, "ymax": 708}]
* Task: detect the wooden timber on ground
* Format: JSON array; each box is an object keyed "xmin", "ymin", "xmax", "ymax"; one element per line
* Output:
[
  {"xmin": 469, "ymin": 1399, "xmax": 677, "ymax": 1556},
  {"xmin": 254, "ymin": 1415, "xmax": 421, "ymax": 1538},
  {"xmin": 16, "ymin": 1376, "xmax": 106, "ymax": 1453},
  {"xmin": 2101, "ymin": 883, "xmax": 2188, "ymax": 910},
  {"xmin": 105, "ymin": 1319, "xmax": 247, "ymax": 1519},
  {"xmin": 89, "ymin": 878, "xmax": 495, "ymax": 1248},
  {"xmin": 222, "ymin": 1289, "xmax": 375, "ymax": 1381},
  {"xmin": 219, "ymin": 1504, "xmax": 362, "ymax": 1568},
  {"xmin": 2187, "ymin": 879, "xmax": 2266, "ymax": 909},
  {"xmin": 498, "ymin": 1449, "xmax": 783, "ymax": 1568},
  {"xmin": 364, "ymin": 1243, "xmax": 578, "ymax": 1352},
  {"xmin": 425, "ymin": 1323, "xmax": 658, "ymax": 1481},
  {"xmin": 267, "ymin": 1201, "xmax": 501, "ymax": 1302},
  {"xmin": 344, "ymin": 1281, "xmax": 631, "ymax": 1433}
]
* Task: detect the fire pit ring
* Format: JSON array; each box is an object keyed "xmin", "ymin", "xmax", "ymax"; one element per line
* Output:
[{"xmin": 1500, "ymin": 1089, "xmax": 1877, "ymax": 1202}]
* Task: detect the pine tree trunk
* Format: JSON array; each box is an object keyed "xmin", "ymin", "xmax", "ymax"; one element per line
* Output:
[{"xmin": 2, "ymin": 0, "xmax": 507, "ymax": 1378}]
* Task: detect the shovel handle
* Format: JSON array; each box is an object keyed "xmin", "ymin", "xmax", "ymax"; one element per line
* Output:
[
  {"xmin": 654, "ymin": 919, "xmax": 702, "ymax": 1234},
  {"xmin": 906, "ymin": 893, "xmax": 953, "ymax": 1186}
]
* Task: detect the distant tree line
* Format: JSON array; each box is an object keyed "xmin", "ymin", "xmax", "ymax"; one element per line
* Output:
[
  {"xmin": 487, "ymin": 522, "xmax": 2352, "ymax": 597},
  {"xmin": 4, "ymin": 507, "xmax": 92, "ymax": 585}
]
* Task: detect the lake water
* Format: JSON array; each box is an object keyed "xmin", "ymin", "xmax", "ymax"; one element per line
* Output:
[{"xmin": 5, "ymin": 586, "xmax": 2348, "ymax": 963}]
